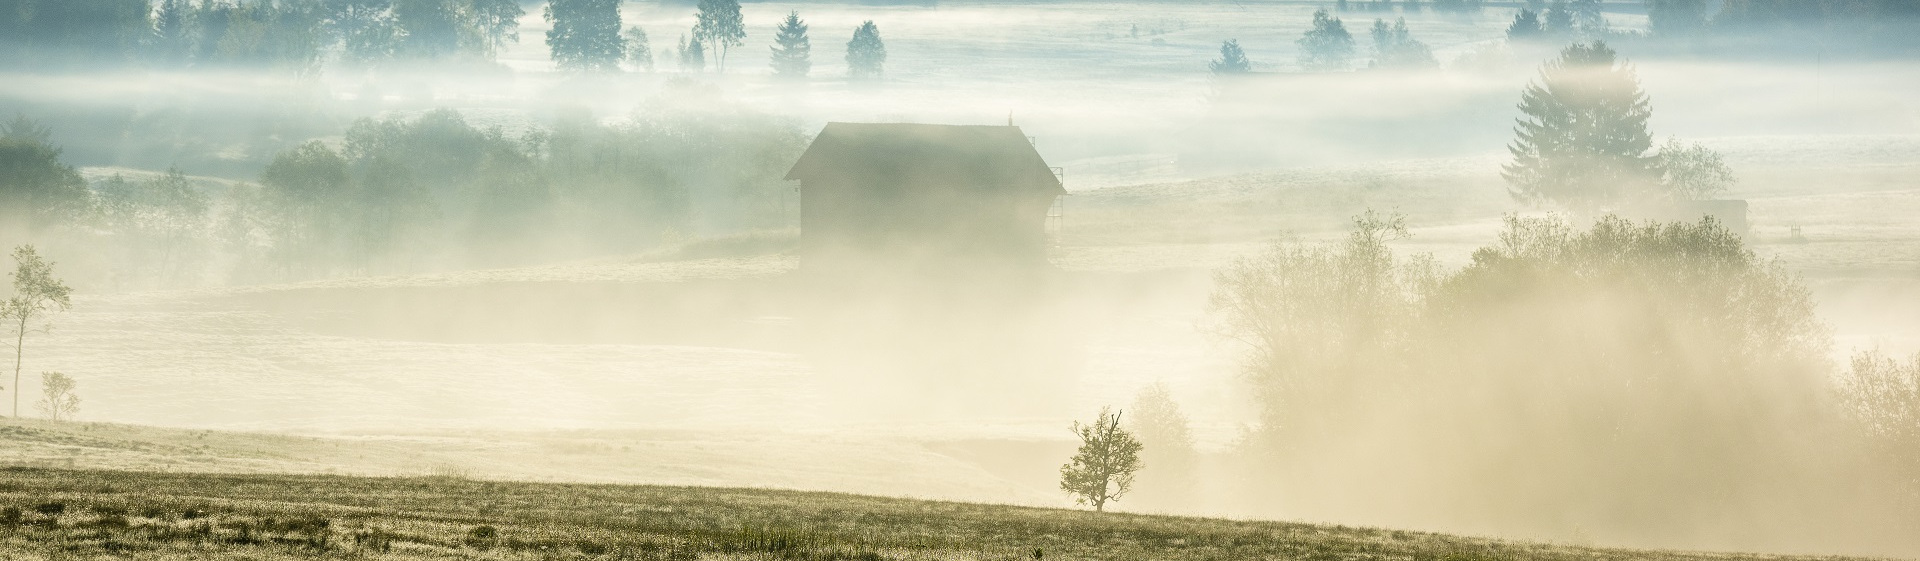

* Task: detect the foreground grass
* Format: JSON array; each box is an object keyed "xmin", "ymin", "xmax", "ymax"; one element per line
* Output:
[{"xmin": 0, "ymin": 467, "xmax": 1878, "ymax": 561}]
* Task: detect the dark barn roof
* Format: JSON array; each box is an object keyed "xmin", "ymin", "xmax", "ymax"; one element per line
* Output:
[{"xmin": 785, "ymin": 123, "xmax": 1064, "ymax": 195}]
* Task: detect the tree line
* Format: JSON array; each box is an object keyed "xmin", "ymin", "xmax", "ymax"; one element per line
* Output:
[
  {"xmin": 1, "ymin": 99, "xmax": 805, "ymax": 287},
  {"xmin": 0, "ymin": 0, "xmax": 896, "ymax": 79}
]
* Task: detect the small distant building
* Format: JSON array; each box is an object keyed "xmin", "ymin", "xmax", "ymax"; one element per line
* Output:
[{"xmin": 784, "ymin": 122, "xmax": 1064, "ymax": 269}]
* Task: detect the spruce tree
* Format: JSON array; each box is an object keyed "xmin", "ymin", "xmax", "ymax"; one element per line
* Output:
[
  {"xmin": 678, "ymin": 33, "xmax": 705, "ymax": 72},
  {"xmin": 769, "ymin": 11, "xmax": 810, "ymax": 79},
  {"xmin": 1508, "ymin": 9, "xmax": 1545, "ymax": 42},
  {"xmin": 845, "ymin": 20, "xmax": 886, "ymax": 80},
  {"xmin": 1569, "ymin": 0, "xmax": 1606, "ymax": 35},
  {"xmin": 1543, "ymin": 0, "xmax": 1574, "ymax": 36},
  {"xmin": 624, "ymin": 26, "xmax": 653, "ymax": 72},
  {"xmin": 1209, "ymin": 39, "xmax": 1251, "ymax": 74},
  {"xmin": 1296, "ymin": 9, "xmax": 1355, "ymax": 71},
  {"xmin": 545, "ymin": 0, "xmax": 625, "ymax": 71},
  {"xmin": 1502, "ymin": 41, "xmax": 1660, "ymax": 212}
]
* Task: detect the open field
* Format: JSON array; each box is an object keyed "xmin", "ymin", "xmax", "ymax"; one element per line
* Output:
[{"xmin": 0, "ymin": 466, "xmax": 1885, "ymax": 561}]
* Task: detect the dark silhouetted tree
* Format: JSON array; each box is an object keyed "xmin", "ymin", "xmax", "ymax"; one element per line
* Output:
[
  {"xmin": 1502, "ymin": 41, "xmax": 1659, "ymax": 211},
  {"xmin": 545, "ymin": 0, "xmax": 624, "ymax": 71},
  {"xmin": 769, "ymin": 11, "xmax": 810, "ymax": 79},
  {"xmin": 0, "ymin": 117, "xmax": 88, "ymax": 234},
  {"xmin": 1210, "ymin": 39, "xmax": 1251, "ymax": 74},
  {"xmin": 693, "ymin": 0, "xmax": 745, "ymax": 72},
  {"xmin": 1060, "ymin": 407, "xmax": 1144, "ymax": 512},
  {"xmin": 845, "ymin": 20, "xmax": 885, "ymax": 80},
  {"xmin": 394, "ymin": 0, "xmax": 466, "ymax": 59},
  {"xmin": 1297, "ymin": 9, "xmax": 1355, "ymax": 71},
  {"xmin": 154, "ymin": 0, "xmax": 194, "ymax": 64},
  {"xmin": 1508, "ymin": 9, "xmax": 1545, "ymax": 41},
  {"xmin": 624, "ymin": 26, "xmax": 653, "ymax": 72},
  {"xmin": 2, "ymin": 245, "xmax": 71, "ymax": 418}
]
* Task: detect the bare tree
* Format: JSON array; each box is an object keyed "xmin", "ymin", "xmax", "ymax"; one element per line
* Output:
[
  {"xmin": 2, "ymin": 245, "xmax": 72, "ymax": 418},
  {"xmin": 36, "ymin": 371, "xmax": 78, "ymax": 421},
  {"xmin": 1129, "ymin": 383, "xmax": 1197, "ymax": 510},
  {"xmin": 1060, "ymin": 407, "xmax": 1144, "ymax": 512}
]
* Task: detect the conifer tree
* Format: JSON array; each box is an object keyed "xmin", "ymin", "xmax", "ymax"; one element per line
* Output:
[
  {"xmin": 1209, "ymin": 39, "xmax": 1251, "ymax": 74},
  {"xmin": 1508, "ymin": 9, "xmax": 1545, "ymax": 41},
  {"xmin": 769, "ymin": 11, "xmax": 810, "ymax": 79},
  {"xmin": 678, "ymin": 33, "xmax": 705, "ymax": 72},
  {"xmin": 1543, "ymin": 0, "xmax": 1575, "ymax": 36},
  {"xmin": 1296, "ymin": 9, "xmax": 1355, "ymax": 71},
  {"xmin": 845, "ymin": 20, "xmax": 886, "ymax": 80},
  {"xmin": 1503, "ymin": 41, "xmax": 1660, "ymax": 211}
]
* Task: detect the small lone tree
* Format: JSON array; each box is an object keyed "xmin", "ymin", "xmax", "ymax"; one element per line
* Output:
[
  {"xmin": 770, "ymin": 11, "xmax": 811, "ymax": 79},
  {"xmin": 1209, "ymin": 39, "xmax": 1252, "ymax": 74},
  {"xmin": 846, "ymin": 21, "xmax": 886, "ymax": 81},
  {"xmin": 2, "ymin": 245, "xmax": 71, "ymax": 418},
  {"xmin": 1296, "ymin": 9, "xmax": 1355, "ymax": 72},
  {"xmin": 624, "ymin": 26, "xmax": 654, "ymax": 72},
  {"xmin": 1655, "ymin": 138, "xmax": 1736, "ymax": 200},
  {"xmin": 693, "ymin": 0, "xmax": 745, "ymax": 72},
  {"xmin": 1060, "ymin": 407, "xmax": 1144, "ymax": 512},
  {"xmin": 36, "ymin": 371, "xmax": 77, "ymax": 421}
]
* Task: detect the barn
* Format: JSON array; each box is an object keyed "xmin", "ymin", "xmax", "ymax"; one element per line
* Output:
[{"xmin": 784, "ymin": 122, "xmax": 1064, "ymax": 269}]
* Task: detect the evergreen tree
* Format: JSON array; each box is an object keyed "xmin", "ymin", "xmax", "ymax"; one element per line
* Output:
[
  {"xmin": 1209, "ymin": 39, "xmax": 1251, "ymax": 74},
  {"xmin": 769, "ymin": 11, "xmax": 809, "ymax": 79},
  {"xmin": 1503, "ymin": 41, "xmax": 1660, "ymax": 212},
  {"xmin": 678, "ymin": 33, "xmax": 705, "ymax": 72},
  {"xmin": 154, "ymin": 0, "xmax": 194, "ymax": 64},
  {"xmin": 1296, "ymin": 8, "xmax": 1355, "ymax": 72},
  {"xmin": 845, "ymin": 20, "xmax": 885, "ymax": 80},
  {"xmin": 545, "ymin": 0, "xmax": 624, "ymax": 71},
  {"xmin": 1369, "ymin": 17, "xmax": 1435, "ymax": 69},
  {"xmin": 1059, "ymin": 407, "xmax": 1144, "ymax": 512},
  {"xmin": 693, "ymin": 0, "xmax": 745, "ymax": 72},
  {"xmin": 1569, "ymin": 0, "xmax": 1607, "ymax": 35},
  {"xmin": 1508, "ymin": 8, "xmax": 1545, "ymax": 42},
  {"xmin": 624, "ymin": 26, "xmax": 653, "ymax": 72},
  {"xmin": 1543, "ymin": 0, "xmax": 1575, "ymax": 36},
  {"xmin": 1647, "ymin": 0, "xmax": 1709, "ymax": 37}
]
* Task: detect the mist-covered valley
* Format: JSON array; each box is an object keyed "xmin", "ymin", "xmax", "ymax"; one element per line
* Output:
[{"xmin": 3, "ymin": 0, "xmax": 1920, "ymax": 559}]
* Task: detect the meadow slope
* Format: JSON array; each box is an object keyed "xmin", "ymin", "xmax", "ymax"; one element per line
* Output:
[{"xmin": 0, "ymin": 466, "xmax": 1885, "ymax": 561}]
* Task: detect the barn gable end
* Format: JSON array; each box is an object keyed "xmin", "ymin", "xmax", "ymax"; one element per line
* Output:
[{"xmin": 786, "ymin": 123, "xmax": 1063, "ymax": 269}]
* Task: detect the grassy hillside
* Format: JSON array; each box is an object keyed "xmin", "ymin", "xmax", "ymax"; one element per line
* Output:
[{"xmin": 0, "ymin": 466, "xmax": 1880, "ymax": 561}]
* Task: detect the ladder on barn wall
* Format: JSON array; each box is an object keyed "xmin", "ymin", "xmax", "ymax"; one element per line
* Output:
[{"xmin": 1048, "ymin": 167, "xmax": 1067, "ymax": 255}]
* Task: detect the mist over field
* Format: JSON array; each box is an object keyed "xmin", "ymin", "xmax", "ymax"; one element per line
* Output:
[{"xmin": 3, "ymin": 0, "xmax": 1920, "ymax": 559}]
